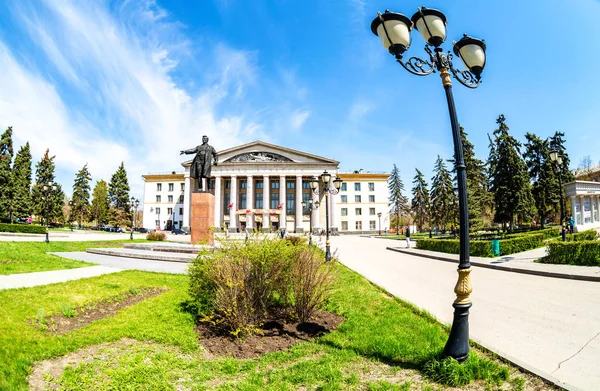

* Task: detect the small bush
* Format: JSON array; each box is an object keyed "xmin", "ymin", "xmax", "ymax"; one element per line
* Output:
[
  {"xmin": 416, "ymin": 234, "xmax": 544, "ymax": 257},
  {"xmin": 542, "ymin": 241, "xmax": 600, "ymax": 266},
  {"xmin": 423, "ymin": 354, "xmax": 509, "ymax": 387},
  {"xmin": 566, "ymin": 229, "xmax": 598, "ymax": 242},
  {"xmin": 146, "ymin": 231, "xmax": 166, "ymax": 241},
  {"xmin": 0, "ymin": 223, "xmax": 46, "ymax": 234},
  {"xmin": 60, "ymin": 303, "xmax": 77, "ymax": 318},
  {"xmin": 285, "ymin": 236, "xmax": 307, "ymax": 246}
]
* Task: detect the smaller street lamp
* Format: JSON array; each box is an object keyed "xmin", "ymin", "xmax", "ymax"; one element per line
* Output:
[
  {"xmin": 42, "ymin": 181, "xmax": 58, "ymax": 243},
  {"xmin": 549, "ymin": 149, "xmax": 567, "ymax": 241},
  {"xmin": 68, "ymin": 200, "xmax": 74, "ymax": 231},
  {"xmin": 130, "ymin": 197, "xmax": 140, "ymax": 240},
  {"xmin": 377, "ymin": 212, "xmax": 382, "ymax": 236},
  {"xmin": 302, "ymin": 199, "xmax": 320, "ymax": 245},
  {"xmin": 310, "ymin": 171, "xmax": 343, "ymax": 262}
]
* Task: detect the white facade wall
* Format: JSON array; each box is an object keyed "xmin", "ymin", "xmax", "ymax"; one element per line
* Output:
[
  {"xmin": 336, "ymin": 175, "xmax": 389, "ymax": 233},
  {"xmin": 142, "ymin": 174, "xmax": 185, "ymax": 230}
]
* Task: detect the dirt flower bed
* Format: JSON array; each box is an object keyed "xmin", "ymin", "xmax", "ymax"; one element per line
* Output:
[
  {"xmin": 30, "ymin": 287, "xmax": 167, "ymax": 334},
  {"xmin": 196, "ymin": 310, "xmax": 344, "ymax": 358}
]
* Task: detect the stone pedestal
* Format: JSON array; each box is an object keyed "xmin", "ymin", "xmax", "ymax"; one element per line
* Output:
[{"xmin": 191, "ymin": 192, "xmax": 215, "ymax": 245}]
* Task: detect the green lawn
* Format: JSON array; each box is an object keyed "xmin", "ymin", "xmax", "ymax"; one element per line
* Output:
[
  {"xmin": 0, "ymin": 240, "xmax": 146, "ymax": 275},
  {"xmin": 0, "ymin": 266, "xmax": 548, "ymax": 390}
]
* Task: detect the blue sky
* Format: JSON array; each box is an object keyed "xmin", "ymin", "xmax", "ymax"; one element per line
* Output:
[{"xmin": 0, "ymin": 0, "xmax": 599, "ymax": 200}]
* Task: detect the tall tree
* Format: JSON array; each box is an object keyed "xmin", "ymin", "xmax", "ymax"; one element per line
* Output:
[
  {"xmin": 411, "ymin": 168, "xmax": 429, "ymax": 232},
  {"xmin": 489, "ymin": 115, "xmax": 535, "ymax": 228},
  {"xmin": 90, "ymin": 180, "xmax": 109, "ymax": 225},
  {"xmin": 548, "ymin": 131, "xmax": 574, "ymax": 182},
  {"xmin": 10, "ymin": 142, "xmax": 33, "ymax": 222},
  {"xmin": 430, "ymin": 156, "xmax": 455, "ymax": 230},
  {"xmin": 579, "ymin": 155, "xmax": 593, "ymax": 172},
  {"xmin": 524, "ymin": 133, "xmax": 559, "ymax": 228},
  {"xmin": 108, "ymin": 162, "xmax": 131, "ymax": 227},
  {"xmin": 72, "ymin": 164, "xmax": 92, "ymax": 226},
  {"xmin": 388, "ymin": 164, "xmax": 409, "ymax": 233},
  {"xmin": 0, "ymin": 127, "xmax": 14, "ymax": 220},
  {"xmin": 31, "ymin": 149, "xmax": 65, "ymax": 224}
]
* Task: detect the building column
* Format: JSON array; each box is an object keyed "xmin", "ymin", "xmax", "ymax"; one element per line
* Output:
[
  {"xmin": 263, "ymin": 175, "xmax": 270, "ymax": 232},
  {"xmin": 311, "ymin": 190, "xmax": 319, "ymax": 232},
  {"xmin": 279, "ymin": 175, "xmax": 286, "ymax": 230},
  {"xmin": 229, "ymin": 176, "xmax": 237, "ymax": 231},
  {"xmin": 214, "ymin": 176, "xmax": 222, "ymax": 230},
  {"xmin": 182, "ymin": 174, "xmax": 192, "ymax": 230},
  {"xmin": 247, "ymin": 175, "xmax": 254, "ymax": 230},
  {"xmin": 580, "ymin": 196, "xmax": 585, "ymax": 226},
  {"xmin": 570, "ymin": 196, "xmax": 577, "ymax": 225},
  {"xmin": 295, "ymin": 175, "xmax": 303, "ymax": 232}
]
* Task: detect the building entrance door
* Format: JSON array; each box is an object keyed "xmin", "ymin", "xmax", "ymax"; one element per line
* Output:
[
  {"xmin": 255, "ymin": 222, "xmax": 262, "ymax": 231},
  {"xmin": 271, "ymin": 222, "xmax": 279, "ymax": 232},
  {"xmin": 166, "ymin": 220, "xmax": 173, "ymax": 230}
]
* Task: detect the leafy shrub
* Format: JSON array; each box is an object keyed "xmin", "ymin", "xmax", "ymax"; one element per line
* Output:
[
  {"xmin": 423, "ymin": 354, "xmax": 509, "ymax": 386},
  {"xmin": 566, "ymin": 229, "xmax": 598, "ymax": 242},
  {"xmin": 285, "ymin": 236, "xmax": 307, "ymax": 246},
  {"xmin": 146, "ymin": 231, "xmax": 166, "ymax": 241},
  {"xmin": 542, "ymin": 241, "xmax": 600, "ymax": 266},
  {"xmin": 0, "ymin": 223, "xmax": 46, "ymax": 234},
  {"xmin": 417, "ymin": 234, "xmax": 544, "ymax": 257},
  {"xmin": 60, "ymin": 303, "xmax": 77, "ymax": 318}
]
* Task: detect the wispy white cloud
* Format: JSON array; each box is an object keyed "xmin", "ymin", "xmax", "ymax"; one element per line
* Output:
[
  {"xmin": 289, "ymin": 109, "xmax": 311, "ymax": 131},
  {"xmin": 348, "ymin": 100, "xmax": 373, "ymax": 122}
]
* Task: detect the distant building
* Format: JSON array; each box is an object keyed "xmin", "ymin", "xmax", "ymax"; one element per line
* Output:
[
  {"xmin": 141, "ymin": 141, "xmax": 389, "ymax": 233},
  {"xmin": 564, "ymin": 164, "xmax": 600, "ymax": 231}
]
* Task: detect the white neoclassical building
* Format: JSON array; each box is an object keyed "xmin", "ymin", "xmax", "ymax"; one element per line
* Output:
[
  {"xmin": 141, "ymin": 141, "xmax": 389, "ymax": 233},
  {"xmin": 565, "ymin": 180, "xmax": 600, "ymax": 231}
]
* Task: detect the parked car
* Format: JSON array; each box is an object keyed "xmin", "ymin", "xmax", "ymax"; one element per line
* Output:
[
  {"xmin": 133, "ymin": 227, "xmax": 148, "ymax": 233},
  {"xmin": 171, "ymin": 229, "xmax": 189, "ymax": 235}
]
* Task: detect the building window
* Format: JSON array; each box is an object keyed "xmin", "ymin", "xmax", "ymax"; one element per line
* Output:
[
  {"xmin": 341, "ymin": 183, "xmax": 347, "ymax": 191},
  {"xmin": 271, "ymin": 180, "xmax": 280, "ymax": 189},
  {"xmin": 271, "ymin": 193, "xmax": 280, "ymax": 209},
  {"xmin": 370, "ymin": 221, "xmax": 376, "ymax": 229},
  {"xmin": 179, "ymin": 195, "xmax": 184, "ymax": 203},
  {"xmin": 225, "ymin": 180, "xmax": 231, "ymax": 189},
  {"xmin": 168, "ymin": 195, "xmax": 173, "ymax": 203},
  {"xmin": 156, "ymin": 195, "xmax": 161, "ymax": 202},
  {"xmin": 156, "ymin": 207, "xmax": 161, "ymax": 214},
  {"xmin": 355, "ymin": 195, "xmax": 361, "ymax": 203},
  {"xmin": 302, "ymin": 180, "xmax": 311, "ymax": 189},
  {"xmin": 369, "ymin": 195, "xmax": 375, "ymax": 203},
  {"xmin": 354, "ymin": 183, "xmax": 361, "ymax": 191},
  {"xmin": 368, "ymin": 183, "xmax": 375, "ymax": 191},
  {"xmin": 181, "ymin": 183, "xmax": 185, "ymax": 191},
  {"xmin": 179, "ymin": 208, "xmax": 183, "ymax": 215},
  {"xmin": 240, "ymin": 194, "xmax": 247, "ymax": 209},
  {"xmin": 302, "ymin": 193, "xmax": 310, "ymax": 215},
  {"xmin": 256, "ymin": 180, "xmax": 264, "ymax": 189},
  {"xmin": 356, "ymin": 221, "xmax": 362, "ymax": 230},
  {"xmin": 286, "ymin": 193, "xmax": 295, "ymax": 215},
  {"xmin": 370, "ymin": 208, "xmax": 376, "ymax": 215},
  {"xmin": 341, "ymin": 195, "xmax": 347, "ymax": 203},
  {"xmin": 255, "ymin": 193, "xmax": 263, "ymax": 209},
  {"xmin": 210, "ymin": 179, "xmax": 215, "ymax": 190},
  {"xmin": 224, "ymin": 193, "xmax": 230, "ymax": 211},
  {"xmin": 355, "ymin": 208, "xmax": 362, "ymax": 216},
  {"xmin": 341, "ymin": 208, "xmax": 348, "ymax": 216},
  {"xmin": 156, "ymin": 183, "xmax": 162, "ymax": 191},
  {"xmin": 168, "ymin": 183, "xmax": 174, "ymax": 191},
  {"xmin": 341, "ymin": 221, "xmax": 348, "ymax": 230},
  {"xmin": 167, "ymin": 207, "xmax": 173, "ymax": 215},
  {"xmin": 286, "ymin": 180, "xmax": 295, "ymax": 189},
  {"xmin": 241, "ymin": 180, "xmax": 247, "ymax": 189},
  {"xmin": 155, "ymin": 220, "xmax": 160, "ymax": 227}
]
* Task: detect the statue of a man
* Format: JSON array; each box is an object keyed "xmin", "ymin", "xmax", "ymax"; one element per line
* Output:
[{"xmin": 180, "ymin": 135, "xmax": 218, "ymax": 191}]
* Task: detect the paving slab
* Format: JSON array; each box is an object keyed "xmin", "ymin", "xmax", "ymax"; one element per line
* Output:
[
  {"xmin": 86, "ymin": 248, "xmax": 196, "ymax": 263},
  {"xmin": 51, "ymin": 252, "xmax": 189, "ymax": 274},
  {"xmin": 0, "ymin": 266, "xmax": 121, "ymax": 290}
]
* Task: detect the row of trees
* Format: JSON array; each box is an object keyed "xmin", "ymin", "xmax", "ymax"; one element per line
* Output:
[
  {"xmin": 0, "ymin": 127, "xmax": 133, "ymax": 227},
  {"xmin": 388, "ymin": 115, "xmax": 574, "ymax": 232}
]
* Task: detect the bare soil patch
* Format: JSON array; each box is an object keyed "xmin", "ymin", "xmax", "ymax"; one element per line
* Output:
[
  {"xmin": 30, "ymin": 287, "xmax": 167, "ymax": 334},
  {"xmin": 196, "ymin": 310, "xmax": 344, "ymax": 358}
]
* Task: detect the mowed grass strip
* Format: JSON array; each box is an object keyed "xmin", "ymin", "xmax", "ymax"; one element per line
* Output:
[
  {"xmin": 0, "ymin": 240, "xmax": 148, "ymax": 275},
  {"xmin": 0, "ymin": 265, "xmax": 543, "ymax": 390}
]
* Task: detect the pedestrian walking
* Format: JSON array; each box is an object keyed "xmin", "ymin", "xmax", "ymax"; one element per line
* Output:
[
  {"xmin": 568, "ymin": 216, "xmax": 575, "ymax": 234},
  {"xmin": 405, "ymin": 226, "xmax": 411, "ymax": 248}
]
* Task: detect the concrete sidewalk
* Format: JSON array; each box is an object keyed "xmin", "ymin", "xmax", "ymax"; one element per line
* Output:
[{"xmin": 0, "ymin": 266, "xmax": 121, "ymax": 290}]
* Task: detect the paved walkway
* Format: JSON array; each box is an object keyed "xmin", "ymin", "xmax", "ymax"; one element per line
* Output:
[
  {"xmin": 52, "ymin": 252, "xmax": 189, "ymax": 274},
  {"xmin": 0, "ymin": 266, "xmax": 121, "ymax": 290},
  {"xmin": 331, "ymin": 235, "xmax": 600, "ymax": 391}
]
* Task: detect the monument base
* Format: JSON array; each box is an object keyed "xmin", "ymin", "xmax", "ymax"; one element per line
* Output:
[{"xmin": 191, "ymin": 192, "xmax": 215, "ymax": 245}]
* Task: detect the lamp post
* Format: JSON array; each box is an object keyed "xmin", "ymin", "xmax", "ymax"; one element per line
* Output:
[
  {"xmin": 130, "ymin": 197, "xmax": 140, "ymax": 240},
  {"xmin": 42, "ymin": 181, "xmax": 58, "ymax": 243},
  {"xmin": 310, "ymin": 171, "xmax": 343, "ymax": 262},
  {"xmin": 371, "ymin": 7, "xmax": 486, "ymax": 362},
  {"xmin": 550, "ymin": 150, "xmax": 567, "ymax": 241},
  {"xmin": 302, "ymin": 199, "xmax": 320, "ymax": 245},
  {"xmin": 377, "ymin": 212, "xmax": 382, "ymax": 236},
  {"xmin": 68, "ymin": 200, "xmax": 74, "ymax": 231}
]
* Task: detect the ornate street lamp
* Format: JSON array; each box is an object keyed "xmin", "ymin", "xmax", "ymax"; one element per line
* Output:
[
  {"xmin": 302, "ymin": 199, "xmax": 320, "ymax": 245},
  {"xmin": 310, "ymin": 171, "xmax": 343, "ymax": 262},
  {"xmin": 68, "ymin": 200, "xmax": 74, "ymax": 231},
  {"xmin": 130, "ymin": 197, "xmax": 140, "ymax": 240},
  {"xmin": 377, "ymin": 212, "xmax": 383, "ymax": 236},
  {"xmin": 549, "ymin": 149, "xmax": 567, "ymax": 241},
  {"xmin": 372, "ymin": 6, "xmax": 486, "ymax": 362},
  {"xmin": 42, "ymin": 181, "xmax": 58, "ymax": 243}
]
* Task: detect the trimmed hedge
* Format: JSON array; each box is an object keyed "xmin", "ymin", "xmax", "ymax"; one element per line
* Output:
[
  {"xmin": 0, "ymin": 223, "xmax": 46, "ymax": 234},
  {"xmin": 542, "ymin": 241, "xmax": 600, "ymax": 266},
  {"xmin": 416, "ymin": 233, "xmax": 545, "ymax": 257},
  {"xmin": 506, "ymin": 228, "xmax": 560, "ymax": 240},
  {"xmin": 566, "ymin": 229, "xmax": 599, "ymax": 242}
]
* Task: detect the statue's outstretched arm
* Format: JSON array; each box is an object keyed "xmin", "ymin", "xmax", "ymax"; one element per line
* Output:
[{"xmin": 180, "ymin": 146, "xmax": 198, "ymax": 155}]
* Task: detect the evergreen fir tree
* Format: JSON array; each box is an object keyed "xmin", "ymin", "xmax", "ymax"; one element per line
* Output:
[
  {"xmin": 108, "ymin": 162, "xmax": 131, "ymax": 227},
  {"xmin": 524, "ymin": 133, "xmax": 559, "ymax": 227},
  {"xmin": 548, "ymin": 131, "xmax": 574, "ymax": 218},
  {"xmin": 489, "ymin": 115, "xmax": 535, "ymax": 228},
  {"xmin": 430, "ymin": 156, "xmax": 455, "ymax": 230},
  {"xmin": 388, "ymin": 164, "xmax": 409, "ymax": 233},
  {"xmin": 72, "ymin": 164, "xmax": 92, "ymax": 226},
  {"xmin": 91, "ymin": 180, "xmax": 109, "ymax": 225},
  {"xmin": 31, "ymin": 149, "xmax": 64, "ymax": 224},
  {"xmin": 10, "ymin": 142, "xmax": 32, "ymax": 221},
  {"xmin": 0, "ymin": 127, "xmax": 14, "ymax": 220},
  {"xmin": 411, "ymin": 168, "xmax": 429, "ymax": 232}
]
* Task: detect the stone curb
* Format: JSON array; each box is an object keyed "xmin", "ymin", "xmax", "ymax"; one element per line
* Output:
[
  {"xmin": 86, "ymin": 248, "xmax": 194, "ymax": 263},
  {"xmin": 386, "ymin": 247, "xmax": 600, "ymax": 283}
]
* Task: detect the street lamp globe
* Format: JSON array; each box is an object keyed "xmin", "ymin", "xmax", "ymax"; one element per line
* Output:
[
  {"xmin": 310, "ymin": 176, "xmax": 319, "ymax": 190},
  {"xmin": 43, "ymin": 185, "xmax": 48, "ymax": 191},
  {"xmin": 321, "ymin": 171, "xmax": 331, "ymax": 184},
  {"xmin": 301, "ymin": 201, "xmax": 306, "ymax": 208},
  {"xmin": 371, "ymin": 10, "xmax": 413, "ymax": 56},
  {"xmin": 377, "ymin": 212, "xmax": 382, "ymax": 217},
  {"xmin": 549, "ymin": 149, "xmax": 558, "ymax": 162},
  {"xmin": 453, "ymin": 35, "xmax": 487, "ymax": 79},
  {"xmin": 411, "ymin": 7, "xmax": 447, "ymax": 47},
  {"xmin": 52, "ymin": 185, "xmax": 57, "ymax": 191},
  {"xmin": 333, "ymin": 177, "xmax": 343, "ymax": 190}
]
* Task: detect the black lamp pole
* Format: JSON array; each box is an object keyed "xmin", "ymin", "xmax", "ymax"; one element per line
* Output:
[
  {"xmin": 311, "ymin": 172, "xmax": 343, "ymax": 262},
  {"xmin": 378, "ymin": 212, "xmax": 382, "ymax": 236},
  {"xmin": 130, "ymin": 197, "xmax": 139, "ymax": 240},
  {"xmin": 371, "ymin": 7, "xmax": 486, "ymax": 362},
  {"xmin": 43, "ymin": 182, "xmax": 57, "ymax": 243},
  {"xmin": 302, "ymin": 199, "xmax": 320, "ymax": 245},
  {"xmin": 550, "ymin": 150, "xmax": 567, "ymax": 241}
]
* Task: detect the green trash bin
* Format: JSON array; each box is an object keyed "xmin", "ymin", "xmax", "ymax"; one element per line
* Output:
[{"xmin": 491, "ymin": 239, "xmax": 500, "ymax": 256}]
